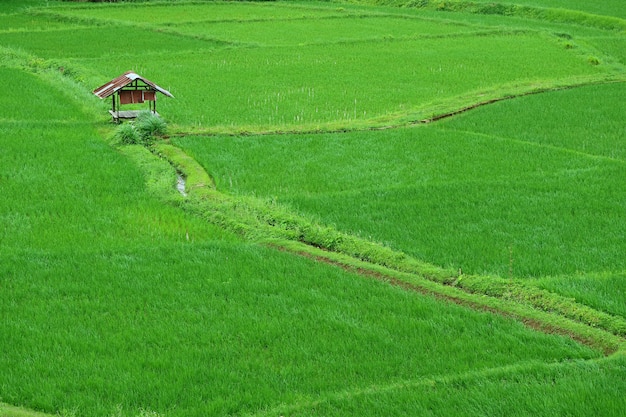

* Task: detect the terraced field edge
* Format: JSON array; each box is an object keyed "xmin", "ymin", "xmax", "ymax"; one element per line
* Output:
[{"xmin": 133, "ymin": 140, "xmax": 626, "ymax": 355}]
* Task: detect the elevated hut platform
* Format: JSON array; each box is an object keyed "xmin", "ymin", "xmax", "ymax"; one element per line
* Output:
[{"xmin": 109, "ymin": 110, "xmax": 160, "ymax": 122}]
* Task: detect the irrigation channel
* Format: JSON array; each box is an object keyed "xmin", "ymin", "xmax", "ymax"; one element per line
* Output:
[{"xmin": 176, "ymin": 173, "xmax": 187, "ymax": 197}]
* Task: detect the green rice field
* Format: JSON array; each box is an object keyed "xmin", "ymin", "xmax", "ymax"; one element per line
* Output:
[{"xmin": 1, "ymin": 1, "xmax": 625, "ymax": 416}]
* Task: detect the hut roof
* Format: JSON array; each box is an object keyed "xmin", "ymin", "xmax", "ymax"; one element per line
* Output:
[{"xmin": 93, "ymin": 71, "xmax": 174, "ymax": 99}]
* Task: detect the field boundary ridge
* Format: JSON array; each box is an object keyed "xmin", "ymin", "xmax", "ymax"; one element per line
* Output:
[
  {"xmin": 242, "ymin": 355, "xmax": 624, "ymax": 417},
  {"xmin": 169, "ymin": 76, "xmax": 626, "ymax": 137},
  {"xmin": 134, "ymin": 141, "xmax": 626, "ymax": 356},
  {"xmin": 360, "ymin": 0, "xmax": 626, "ymax": 32},
  {"xmin": 0, "ymin": 402, "xmax": 55, "ymax": 417}
]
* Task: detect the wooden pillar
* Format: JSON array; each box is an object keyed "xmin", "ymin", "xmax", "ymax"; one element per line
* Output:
[{"xmin": 112, "ymin": 93, "xmax": 120, "ymax": 123}]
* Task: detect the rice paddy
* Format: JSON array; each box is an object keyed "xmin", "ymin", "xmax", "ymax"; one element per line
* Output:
[{"xmin": 1, "ymin": 1, "xmax": 625, "ymax": 416}]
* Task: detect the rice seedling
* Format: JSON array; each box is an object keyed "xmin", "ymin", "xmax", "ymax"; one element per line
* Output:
[
  {"xmin": 173, "ymin": 83, "xmax": 626, "ymax": 279},
  {"xmin": 366, "ymin": 0, "xmax": 626, "ymax": 29},
  {"xmin": 170, "ymin": 15, "xmax": 483, "ymax": 47},
  {"xmin": 76, "ymin": 32, "xmax": 608, "ymax": 131},
  {"xmin": 0, "ymin": 66, "xmax": 85, "ymax": 121},
  {"xmin": 253, "ymin": 355, "xmax": 626, "ymax": 417},
  {"xmin": 430, "ymin": 0, "xmax": 626, "ymax": 20},
  {"xmin": 0, "ymin": 14, "xmax": 79, "ymax": 31},
  {"xmin": 0, "ymin": 26, "xmax": 222, "ymax": 59},
  {"xmin": 529, "ymin": 271, "xmax": 626, "ymax": 319},
  {"xmin": 584, "ymin": 36, "xmax": 626, "ymax": 66},
  {"xmin": 1, "ymin": 84, "xmax": 604, "ymax": 416},
  {"xmin": 0, "ymin": 242, "xmax": 600, "ymax": 417},
  {"xmin": 1, "ymin": 1, "xmax": 625, "ymax": 416},
  {"xmin": 440, "ymin": 83, "xmax": 626, "ymax": 160},
  {"xmin": 43, "ymin": 1, "xmax": 360, "ymax": 25},
  {"xmin": 0, "ymin": 0, "xmax": 46, "ymax": 14}
]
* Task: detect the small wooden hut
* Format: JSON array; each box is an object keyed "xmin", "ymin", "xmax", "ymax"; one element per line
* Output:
[{"xmin": 93, "ymin": 71, "xmax": 174, "ymax": 122}]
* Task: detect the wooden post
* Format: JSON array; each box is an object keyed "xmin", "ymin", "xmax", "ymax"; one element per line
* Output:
[
  {"xmin": 112, "ymin": 93, "xmax": 120, "ymax": 123},
  {"xmin": 111, "ymin": 93, "xmax": 115, "ymax": 123}
]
